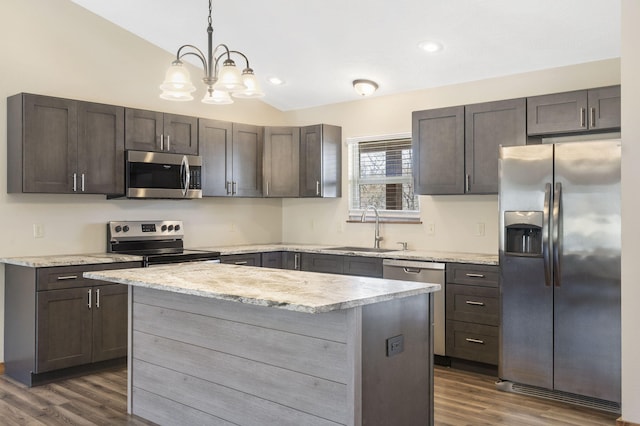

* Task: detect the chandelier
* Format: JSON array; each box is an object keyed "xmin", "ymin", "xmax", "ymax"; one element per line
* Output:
[{"xmin": 159, "ymin": 0, "xmax": 264, "ymax": 105}]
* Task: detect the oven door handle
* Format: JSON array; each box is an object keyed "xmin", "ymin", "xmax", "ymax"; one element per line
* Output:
[{"xmin": 181, "ymin": 155, "xmax": 190, "ymax": 198}]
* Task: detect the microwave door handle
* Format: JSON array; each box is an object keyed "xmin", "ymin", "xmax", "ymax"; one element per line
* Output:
[{"xmin": 180, "ymin": 156, "xmax": 189, "ymax": 197}]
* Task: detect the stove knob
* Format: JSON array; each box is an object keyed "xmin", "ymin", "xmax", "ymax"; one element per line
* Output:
[
  {"xmin": 114, "ymin": 225, "xmax": 122, "ymax": 233},
  {"xmin": 161, "ymin": 225, "xmax": 167, "ymax": 232},
  {"xmin": 122, "ymin": 225, "xmax": 130, "ymax": 232},
  {"xmin": 168, "ymin": 225, "xmax": 174, "ymax": 231},
  {"xmin": 174, "ymin": 224, "xmax": 181, "ymax": 231}
]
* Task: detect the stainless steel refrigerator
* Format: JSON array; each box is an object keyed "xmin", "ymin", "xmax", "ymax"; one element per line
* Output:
[{"xmin": 498, "ymin": 140, "xmax": 621, "ymax": 406}]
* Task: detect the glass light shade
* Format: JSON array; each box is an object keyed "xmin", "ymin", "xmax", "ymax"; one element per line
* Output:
[
  {"xmin": 160, "ymin": 61, "xmax": 196, "ymax": 94},
  {"xmin": 160, "ymin": 90, "xmax": 194, "ymax": 101},
  {"xmin": 213, "ymin": 59, "xmax": 246, "ymax": 92},
  {"xmin": 353, "ymin": 79, "xmax": 378, "ymax": 97},
  {"xmin": 232, "ymin": 69, "xmax": 265, "ymax": 98},
  {"xmin": 202, "ymin": 89, "xmax": 233, "ymax": 105}
]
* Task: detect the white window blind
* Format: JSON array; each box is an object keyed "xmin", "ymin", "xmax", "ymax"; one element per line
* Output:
[{"xmin": 348, "ymin": 134, "xmax": 420, "ymax": 221}]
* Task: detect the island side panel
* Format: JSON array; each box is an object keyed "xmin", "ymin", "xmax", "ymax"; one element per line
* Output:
[
  {"xmin": 130, "ymin": 286, "xmax": 352, "ymax": 426},
  {"xmin": 361, "ymin": 293, "xmax": 433, "ymax": 426}
]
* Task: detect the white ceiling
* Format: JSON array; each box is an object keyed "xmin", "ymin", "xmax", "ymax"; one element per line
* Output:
[{"xmin": 71, "ymin": 0, "xmax": 620, "ymax": 111}]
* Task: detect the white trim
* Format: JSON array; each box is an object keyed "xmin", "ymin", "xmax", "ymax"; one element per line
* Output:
[{"xmin": 346, "ymin": 132, "xmax": 412, "ymax": 145}]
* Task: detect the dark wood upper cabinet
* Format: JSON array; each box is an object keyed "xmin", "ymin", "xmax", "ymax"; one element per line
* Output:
[
  {"xmin": 413, "ymin": 99, "xmax": 526, "ymax": 195},
  {"xmin": 412, "ymin": 106, "xmax": 465, "ymax": 195},
  {"xmin": 299, "ymin": 124, "xmax": 342, "ymax": 198},
  {"xmin": 527, "ymin": 85, "xmax": 620, "ymax": 136},
  {"xmin": 8, "ymin": 94, "xmax": 124, "ymax": 194},
  {"xmin": 465, "ymin": 98, "xmax": 526, "ymax": 194},
  {"xmin": 125, "ymin": 108, "xmax": 197, "ymax": 155},
  {"xmin": 199, "ymin": 118, "xmax": 263, "ymax": 197},
  {"xmin": 264, "ymin": 126, "xmax": 300, "ymax": 197}
]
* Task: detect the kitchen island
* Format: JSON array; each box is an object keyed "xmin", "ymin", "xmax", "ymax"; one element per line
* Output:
[{"xmin": 85, "ymin": 262, "xmax": 440, "ymax": 426}]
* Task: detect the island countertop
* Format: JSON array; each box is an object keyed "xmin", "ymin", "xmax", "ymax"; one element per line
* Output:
[{"xmin": 84, "ymin": 262, "xmax": 440, "ymax": 314}]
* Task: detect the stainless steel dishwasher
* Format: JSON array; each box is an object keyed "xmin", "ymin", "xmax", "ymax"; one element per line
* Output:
[{"xmin": 383, "ymin": 259, "xmax": 446, "ymax": 356}]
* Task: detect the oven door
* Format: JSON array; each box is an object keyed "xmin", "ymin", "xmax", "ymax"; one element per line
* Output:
[{"xmin": 126, "ymin": 150, "xmax": 202, "ymax": 199}]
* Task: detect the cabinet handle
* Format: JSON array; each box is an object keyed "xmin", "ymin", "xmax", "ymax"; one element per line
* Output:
[
  {"xmin": 167, "ymin": 135, "xmax": 171, "ymax": 151},
  {"xmin": 465, "ymin": 338, "xmax": 485, "ymax": 345},
  {"xmin": 87, "ymin": 289, "xmax": 92, "ymax": 309},
  {"xmin": 590, "ymin": 107, "xmax": 596, "ymax": 128},
  {"xmin": 465, "ymin": 273, "xmax": 485, "ymax": 278},
  {"xmin": 73, "ymin": 173, "xmax": 77, "ymax": 192},
  {"xmin": 81, "ymin": 173, "xmax": 85, "ymax": 192},
  {"xmin": 225, "ymin": 181, "xmax": 231, "ymax": 195},
  {"xmin": 465, "ymin": 174, "xmax": 470, "ymax": 193},
  {"xmin": 95, "ymin": 288, "xmax": 100, "ymax": 308},
  {"xmin": 57, "ymin": 275, "xmax": 78, "ymax": 281},
  {"xmin": 232, "ymin": 181, "xmax": 237, "ymax": 195},
  {"xmin": 234, "ymin": 261, "xmax": 248, "ymax": 265},
  {"xmin": 294, "ymin": 253, "xmax": 300, "ymax": 270},
  {"xmin": 160, "ymin": 134, "xmax": 164, "ymax": 151},
  {"xmin": 266, "ymin": 181, "xmax": 269, "ymax": 196},
  {"xmin": 465, "ymin": 300, "xmax": 485, "ymax": 306},
  {"xmin": 580, "ymin": 108, "xmax": 586, "ymax": 128},
  {"xmin": 316, "ymin": 180, "xmax": 320, "ymax": 196}
]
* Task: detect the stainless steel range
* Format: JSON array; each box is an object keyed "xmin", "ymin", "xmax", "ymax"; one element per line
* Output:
[{"xmin": 107, "ymin": 220, "xmax": 220, "ymax": 267}]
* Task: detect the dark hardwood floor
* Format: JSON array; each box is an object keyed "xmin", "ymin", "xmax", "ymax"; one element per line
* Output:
[{"xmin": 0, "ymin": 366, "xmax": 619, "ymax": 425}]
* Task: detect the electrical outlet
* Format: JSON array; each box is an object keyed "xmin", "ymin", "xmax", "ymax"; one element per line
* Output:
[
  {"xmin": 476, "ymin": 222, "xmax": 486, "ymax": 236},
  {"xmin": 386, "ymin": 335, "xmax": 404, "ymax": 357},
  {"xmin": 427, "ymin": 223, "xmax": 435, "ymax": 236},
  {"xmin": 230, "ymin": 222, "xmax": 236, "ymax": 233},
  {"xmin": 33, "ymin": 224, "xmax": 44, "ymax": 238}
]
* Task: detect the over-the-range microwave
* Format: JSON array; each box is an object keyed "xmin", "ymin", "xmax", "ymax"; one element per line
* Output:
[{"xmin": 120, "ymin": 150, "xmax": 202, "ymax": 199}]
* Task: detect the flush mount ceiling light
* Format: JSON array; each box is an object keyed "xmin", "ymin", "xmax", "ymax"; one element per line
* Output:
[
  {"xmin": 353, "ymin": 79, "xmax": 379, "ymax": 97},
  {"xmin": 418, "ymin": 40, "xmax": 444, "ymax": 53},
  {"xmin": 159, "ymin": 0, "xmax": 264, "ymax": 105}
]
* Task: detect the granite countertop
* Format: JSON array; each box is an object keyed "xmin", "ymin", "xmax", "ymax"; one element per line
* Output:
[
  {"xmin": 200, "ymin": 243, "xmax": 499, "ymax": 265},
  {"xmin": 84, "ymin": 262, "xmax": 440, "ymax": 314},
  {"xmin": 0, "ymin": 253, "xmax": 143, "ymax": 268}
]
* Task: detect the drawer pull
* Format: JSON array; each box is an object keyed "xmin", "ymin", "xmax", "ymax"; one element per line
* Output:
[
  {"xmin": 465, "ymin": 273, "xmax": 485, "ymax": 278},
  {"xmin": 234, "ymin": 261, "xmax": 248, "ymax": 265},
  {"xmin": 465, "ymin": 300, "xmax": 485, "ymax": 306},
  {"xmin": 57, "ymin": 275, "xmax": 78, "ymax": 280},
  {"xmin": 465, "ymin": 338, "xmax": 485, "ymax": 344}
]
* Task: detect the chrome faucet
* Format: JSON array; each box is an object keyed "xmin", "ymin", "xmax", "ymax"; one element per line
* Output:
[{"xmin": 361, "ymin": 205, "xmax": 383, "ymax": 248}]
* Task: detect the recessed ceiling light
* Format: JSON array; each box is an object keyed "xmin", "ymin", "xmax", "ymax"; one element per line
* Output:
[
  {"xmin": 418, "ymin": 40, "xmax": 443, "ymax": 53},
  {"xmin": 268, "ymin": 76, "xmax": 285, "ymax": 86}
]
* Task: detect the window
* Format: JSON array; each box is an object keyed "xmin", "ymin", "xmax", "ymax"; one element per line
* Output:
[{"xmin": 348, "ymin": 133, "xmax": 420, "ymax": 221}]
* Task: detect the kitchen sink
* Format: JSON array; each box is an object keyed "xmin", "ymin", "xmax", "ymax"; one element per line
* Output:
[{"xmin": 326, "ymin": 246, "xmax": 397, "ymax": 253}]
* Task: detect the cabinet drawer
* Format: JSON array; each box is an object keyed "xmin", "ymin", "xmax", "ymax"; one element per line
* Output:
[
  {"xmin": 446, "ymin": 320, "xmax": 498, "ymax": 365},
  {"xmin": 447, "ymin": 263, "xmax": 498, "ymax": 287},
  {"xmin": 446, "ymin": 284, "xmax": 499, "ymax": 325},
  {"xmin": 220, "ymin": 253, "xmax": 262, "ymax": 267},
  {"xmin": 37, "ymin": 262, "xmax": 141, "ymax": 291},
  {"xmin": 343, "ymin": 256, "xmax": 383, "ymax": 278}
]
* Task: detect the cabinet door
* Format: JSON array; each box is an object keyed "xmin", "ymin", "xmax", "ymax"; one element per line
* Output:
[
  {"xmin": 412, "ymin": 106, "xmax": 465, "ymax": 195},
  {"xmin": 22, "ymin": 94, "xmax": 78, "ymax": 193},
  {"xmin": 343, "ymin": 256, "xmax": 383, "ymax": 278},
  {"xmin": 36, "ymin": 287, "xmax": 92, "ymax": 372},
  {"xmin": 77, "ymin": 102, "xmax": 125, "ymax": 194},
  {"xmin": 261, "ymin": 252, "xmax": 283, "ymax": 269},
  {"xmin": 527, "ymin": 91, "xmax": 588, "ymax": 135},
  {"xmin": 92, "ymin": 284, "xmax": 128, "ymax": 362},
  {"xmin": 124, "ymin": 108, "xmax": 163, "ymax": 151},
  {"xmin": 164, "ymin": 113, "xmax": 198, "ymax": 155},
  {"xmin": 199, "ymin": 118, "xmax": 233, "ymax": 196},
  {"xmin": 232, "ymin": 123, "xmax": 264, "ymax": 197},
  {"xmin": 264, "ymin": 127, "xmax": 300, "ymax": 197},
  {"xmin": 465, "ymin": 98, "xmax": 526, "ymax": 194},
  {"xmin": 299, "ymin": 125, "xmax": 323, "ymax": 197},
  {"xmin": 282, "ymin": 252, "xmax": 301, "ymax": 270},
  {"xmin": 588, "ymin": 85, "xmax": 621, "ymax": 131},
  {"xmin": 300, "ymin": 253, "xmax": 344, "ymax": 274}
]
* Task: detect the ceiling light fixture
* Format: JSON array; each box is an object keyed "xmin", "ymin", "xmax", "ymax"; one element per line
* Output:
[
  {"xmin": 418, "ymin": 40, "xmax": 444, "ymax": 53},
  {"xmin": 159, "ymin": 0, "xmax": 264, "ymax": 105},
  {"xmin": 353, "ymin": 79, "xmax": 379, "ymax": 97}
]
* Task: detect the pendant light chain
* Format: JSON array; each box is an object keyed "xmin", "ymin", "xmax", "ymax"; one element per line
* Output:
[{"xmin": 208, "ymin": 0, "xmax": 212, "ymax": 27}]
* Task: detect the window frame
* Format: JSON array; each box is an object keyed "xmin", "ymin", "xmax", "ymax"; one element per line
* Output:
[{"xmin": 347, "ymin": 132, "xmax": 421, "ymax": 223}]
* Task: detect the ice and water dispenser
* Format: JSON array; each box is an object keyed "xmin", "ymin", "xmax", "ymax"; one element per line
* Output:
[{"xmin": 504, "ymin": 211, "xmax": 543, "ymax": 256}]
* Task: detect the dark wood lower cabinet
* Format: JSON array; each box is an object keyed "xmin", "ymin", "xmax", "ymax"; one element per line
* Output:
[{"xmin": 4, "ymin": 262, "xmax": 140, "ymax": 386}]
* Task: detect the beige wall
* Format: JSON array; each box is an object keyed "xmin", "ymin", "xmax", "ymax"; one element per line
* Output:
[
  {"xmin": 1, "ymin": 0, "xmax": 636, "ymax": 419},
  {"xmin": 621, "ymin": 0, "xmax": 640, "ymax": 422}
]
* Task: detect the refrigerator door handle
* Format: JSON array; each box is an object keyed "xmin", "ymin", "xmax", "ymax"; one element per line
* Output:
[
  {"xmin": 543, "ymin": 182, "xmax": 552, "ymax": 287},
  {"xmin": 553, "ymin": 182, "xmax": 562, "ymax": 287}
]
